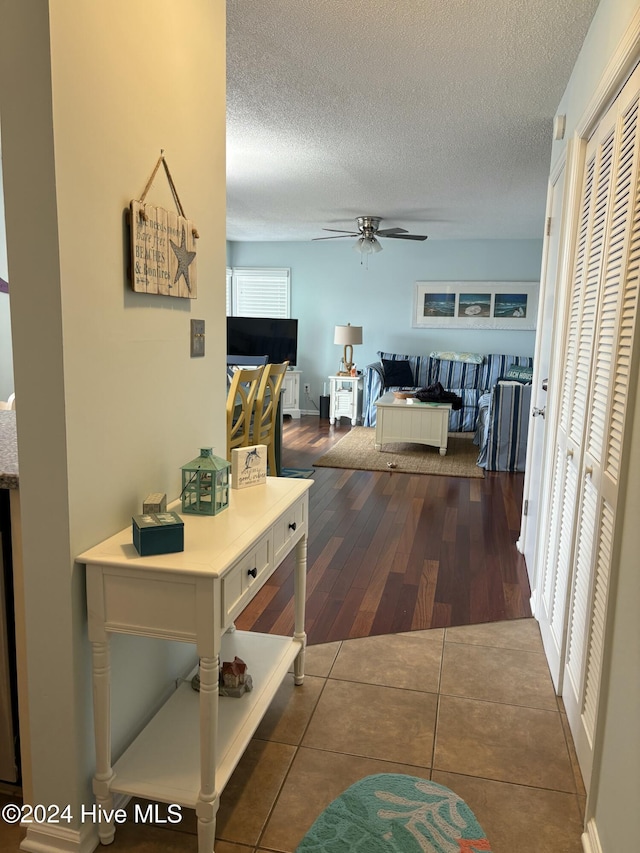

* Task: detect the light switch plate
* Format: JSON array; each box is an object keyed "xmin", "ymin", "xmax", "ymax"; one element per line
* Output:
[{"xmin": 190, "ymin": 319, "xmax": 205, "ymax": 357}]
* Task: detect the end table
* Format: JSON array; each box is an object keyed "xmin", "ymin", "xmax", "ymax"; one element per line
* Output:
[{"xmin": 329, "ymin": 374, "xmax": 363, "ymax": 425}]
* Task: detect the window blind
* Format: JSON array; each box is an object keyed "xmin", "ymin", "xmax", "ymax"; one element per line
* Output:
[{"xmin": 230, "ymin": 268, "xmax": 291, "ymax": 317}]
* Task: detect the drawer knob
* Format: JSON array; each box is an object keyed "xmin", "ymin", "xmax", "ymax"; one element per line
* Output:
[
  {"xmin": 247, "ymin": 567, "xmax": 257, "ymax": 578},
  {"xmin": 288, "ymin": 522, "xmax": 297, "ymax": 532}
]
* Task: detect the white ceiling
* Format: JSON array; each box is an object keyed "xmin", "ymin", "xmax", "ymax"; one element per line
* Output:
[{"xmin": 226, "ymin": 0, "xmax": 599, "ymax": 243}]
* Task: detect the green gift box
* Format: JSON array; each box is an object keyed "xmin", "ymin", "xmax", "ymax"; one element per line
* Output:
[{"xmin": 132, "ymin": 510, "xmax": 184, "ymax": 556}]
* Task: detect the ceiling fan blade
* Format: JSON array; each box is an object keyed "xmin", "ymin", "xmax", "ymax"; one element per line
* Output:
[
  {"xmin": 376, "ymin": 227, "xmax": 408, "ymax": 236},
  {"xmin": 312, "ymin": 233, "xmax": 359, "ymax": 241},
  {"xmin": 322, "ymin": 228, "xmax": 360, "ymax": 234},
  {"xmin": 382, "ymin": 233, "xmax": 428, "ymax": 241}
]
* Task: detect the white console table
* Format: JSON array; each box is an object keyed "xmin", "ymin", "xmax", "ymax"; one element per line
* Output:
[{"xmin": 78, "ymin": 478, "xmax": 312, "ymax": 853}]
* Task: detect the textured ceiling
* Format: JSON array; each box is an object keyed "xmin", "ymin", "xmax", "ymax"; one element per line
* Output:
[{"xmin": 226, "ymin": 0, "xmax": 599, "ymax": 242}]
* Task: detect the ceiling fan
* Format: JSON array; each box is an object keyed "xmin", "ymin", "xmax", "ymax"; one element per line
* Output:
[{"xmin": 313, "ymin": 215, "xmax": 428, "ymax": 255}]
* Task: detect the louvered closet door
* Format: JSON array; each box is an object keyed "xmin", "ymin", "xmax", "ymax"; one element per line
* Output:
[
  {"xmin": 563, "ymin": 70, "xmax": 640, "ymax": 786},
  {"xmin": 536, "ymin": 122, "xmax": 605, "ymax": 690}
]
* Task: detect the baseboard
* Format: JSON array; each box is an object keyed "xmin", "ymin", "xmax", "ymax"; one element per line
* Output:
[
  {"xmin": 19, "ymin": 794, "xmax": 130, "ymax": 853},
  {"xmin": 582, "ymin": 818, "xmax": 602, "ymax": 853},
  {"xmin": 19, "ymin": 821, "xmax": 98, "ymax": 853}
]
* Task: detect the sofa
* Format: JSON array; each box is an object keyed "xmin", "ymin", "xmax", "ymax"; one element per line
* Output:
[
  {"xmin": 473, "ymin": 380, "xmax": 533, "ymax": 471},
  {"xmin": 362, "ymin": 350, "xmax": 533, "ymax": 471}
]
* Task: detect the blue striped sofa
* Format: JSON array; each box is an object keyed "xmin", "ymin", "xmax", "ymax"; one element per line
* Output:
[
  {"xmin": 362, "ymin": 351, "xmax": 533, "ymax": 435},
  {"xmin": 473, "ymin": 381, "xmax": 532, "ymax": 472}
]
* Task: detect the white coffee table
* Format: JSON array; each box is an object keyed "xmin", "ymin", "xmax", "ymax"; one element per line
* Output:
[{"xmin": 374, "ymin": 392, "xmax": 452, "ymax": 456}]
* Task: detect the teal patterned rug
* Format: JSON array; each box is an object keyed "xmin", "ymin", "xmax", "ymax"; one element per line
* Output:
[
  {"xmin": 280, "ymin": 467, "xmax": 314, "ymax": 478},
  {"xmin": 296, "ymin": 774, "xmax": 492, "ymax": 852}
]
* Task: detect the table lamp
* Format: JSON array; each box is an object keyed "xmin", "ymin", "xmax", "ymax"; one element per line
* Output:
[{"xmin": 334, "ymin": 323, "xmax": 363, "ymax": 375}]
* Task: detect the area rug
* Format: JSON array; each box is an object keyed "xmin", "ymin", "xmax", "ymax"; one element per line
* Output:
[
  {"xmin": 313, "ymin": 427, "xmax": 483, "ymax": 478},
  {"xmin": 296, "ymin": 774, "xmax": 492, "ymax": 852},
  {"xmin": 281, "ymin": 467, "xmax": 315, "ymax": 478}
]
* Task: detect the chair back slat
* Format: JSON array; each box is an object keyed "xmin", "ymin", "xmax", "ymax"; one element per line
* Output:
[
  {"xmin": 226, "ymin": 366, "xmax": 264, "ymax": 459},
  {"xmin": 251, "ymin": 362, "xmax": 289, "ymax": 474}
]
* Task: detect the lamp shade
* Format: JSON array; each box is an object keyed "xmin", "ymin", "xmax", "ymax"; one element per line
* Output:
[{"xmin": 334, "ymin": 324, "xmax": 363, "ymax": 346}]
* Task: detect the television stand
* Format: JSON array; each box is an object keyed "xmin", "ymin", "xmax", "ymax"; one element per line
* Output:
[{"xmin": 281, "ymin": 368, "xmax": 301, "ymax": 418}]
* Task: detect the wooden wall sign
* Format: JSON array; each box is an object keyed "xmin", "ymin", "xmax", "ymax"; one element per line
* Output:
[
  {"xmin": 130, "ymin": 202, "xmax": 198, "ymax": 298},
  {"xmin": 129, "ymin": 152, "xmax": 198, "ymax": 298}
]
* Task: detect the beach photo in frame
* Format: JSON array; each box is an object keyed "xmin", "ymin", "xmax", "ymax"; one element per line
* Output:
[{"xmin": 413, "ymin": 282, "xmax": 538, "ymax": 330}]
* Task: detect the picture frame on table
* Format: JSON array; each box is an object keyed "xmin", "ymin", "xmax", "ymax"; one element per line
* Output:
[{"xmin": 413, "ymin": 282, "xmax": 538, "ymax": 330}]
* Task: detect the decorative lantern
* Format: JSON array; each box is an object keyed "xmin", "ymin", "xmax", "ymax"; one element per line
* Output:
[{"xmin": 180, "ymin": 447, "xmax": 230, "ymax": 515}]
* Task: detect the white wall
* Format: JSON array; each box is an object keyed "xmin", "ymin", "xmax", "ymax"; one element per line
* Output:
[
  {"xmin": 0, "ymin": 1, "xmax": 226, "ymax": 846},
  {"xmin": 548, "ymin": 1, "xmax": 640, "ymax": 850},
  {"xmin": 230, "ymin": 238, "xmax": 542, "ymax": 403}
]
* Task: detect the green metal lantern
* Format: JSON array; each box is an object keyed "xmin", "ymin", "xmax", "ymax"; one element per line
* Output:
[{"xmin": 181, "ymin": 447, "xmax": 230, "ymax": 515}]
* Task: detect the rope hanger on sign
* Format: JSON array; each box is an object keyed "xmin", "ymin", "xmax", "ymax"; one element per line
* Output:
[{"xmin": 137, "ymin": 150, "xmax": 199, "ymax": 239}]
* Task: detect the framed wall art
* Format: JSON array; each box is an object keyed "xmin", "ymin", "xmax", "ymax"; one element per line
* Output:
[{"xmin": 413, "ymin": 282, "xmax": 538, "ymax": 330}]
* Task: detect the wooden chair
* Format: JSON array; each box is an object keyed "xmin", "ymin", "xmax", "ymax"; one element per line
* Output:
[
  {"xmin": 251, "ymin": 361, "xmax": 289, "ymax": 475},
  {"xmin": 226, "ymin": 366, "xmax": 264, "ymax": 460}
]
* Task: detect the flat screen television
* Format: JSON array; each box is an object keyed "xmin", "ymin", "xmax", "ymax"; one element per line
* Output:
[{"xmin": 227, "ymin": 316, "xmax": 298, "ymax": 366}]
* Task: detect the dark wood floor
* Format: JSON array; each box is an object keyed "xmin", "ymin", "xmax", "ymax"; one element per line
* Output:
[{"xmin": 235, "ymin": 415, "xmax": 532, "ymax": 645}]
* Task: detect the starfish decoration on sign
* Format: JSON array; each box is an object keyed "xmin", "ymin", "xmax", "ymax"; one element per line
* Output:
[{"xmin": 170, "ymin": 226, "xmax": 196, "ymax": 291}]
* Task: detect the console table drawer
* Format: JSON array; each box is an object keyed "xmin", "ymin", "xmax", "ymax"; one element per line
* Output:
[
  {"xmin": 273, "ymin": 497, "xmax": 306, "ymax": 563},
  {"xmin": 221, "ymin": 533, "xmax": 271, "ymax": 628}
]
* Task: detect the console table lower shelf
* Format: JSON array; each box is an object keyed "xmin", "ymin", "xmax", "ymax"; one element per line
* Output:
[{"xmin": 111, "ymin": 631, "xmax": 302, "ymax": 807}]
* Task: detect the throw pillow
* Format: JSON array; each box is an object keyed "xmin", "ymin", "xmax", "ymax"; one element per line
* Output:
[
  {"xmin": 381, "ymin": 358, "xmax": 414, "ymax": 388},
  {"xmin": 429, "ymin": 350, "xmax": 484, "ymax": 364},
  {"xmin": 504, "ymin": 365, "xmax": 534, "ymax": 382}
]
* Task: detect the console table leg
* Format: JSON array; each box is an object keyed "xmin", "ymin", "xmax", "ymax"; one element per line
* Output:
[
  {"xmin": 293, "ymin": 535, "xmax": 307, "ymax": 685},
  {"xmin": 197, "ymin": 655, "xmax": 219, "ymax": 853},
  {"xmin": 91, "ymin": 641, "xmax": 116, "ymax": 844}
]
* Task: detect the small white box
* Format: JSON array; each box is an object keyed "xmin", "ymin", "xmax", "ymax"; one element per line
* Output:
[{"xmin": 231, "ymin": 444, "xmax": 267, "ymax": 489}]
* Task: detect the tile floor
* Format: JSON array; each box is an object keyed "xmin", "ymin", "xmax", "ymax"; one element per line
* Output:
[{"xmin": 0, "ymin": 618, "xmax": 586, "ymax": 853}]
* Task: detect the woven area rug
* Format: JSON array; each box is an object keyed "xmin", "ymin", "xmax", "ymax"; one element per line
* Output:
[
  {"xmin": 313, "ymin": 427, "xmax": 483, "ymax": 478},
  {"xmin": 296, "ymin": 774, "xmax": 492, "ymax": 852}
]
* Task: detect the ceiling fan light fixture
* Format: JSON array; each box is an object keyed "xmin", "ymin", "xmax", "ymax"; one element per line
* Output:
[{"xmin": 353, "ymin": 235, "xmax": 382, "ymax": 254}]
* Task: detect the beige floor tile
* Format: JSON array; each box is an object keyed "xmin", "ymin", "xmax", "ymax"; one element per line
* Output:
[
  {"xmin": 445, "ymin": 617, "xmax": 543, "ymax": 651},
  {"xmin": 216, "ymin": 739, "xmax": 295, "ymax": 847},
  {"xmin": 253, "ymin": 674, "xmax": 325, "ymax": 745},
  {"xmin": 441, "ymin": 642, "xmax": 557, "ymax": 709},
  {"xmin": 302, "ymin": 679, "xmax": 437, "ymax": 766},
  {"xmin": 261, "ymin": 746, "xmax": 432, "ymax": 852},
  {"xmin": 399, "ymin": 627, "xmax": 445, "ymax": 643},
  {"xmin": 433, "ymin": 770, "xmax": 584, "ymax": 853},
  {"xmin": 100, "ymin": 821, "xmax": 203, "ymax": 852},
  {"xmin": 299, "ymin": 641, "xmax": 342, "ymax": 677},
  {"xmin": 330, "ymin": 632, "xmax": 443, "ymax": 692},
  {"xmin": 435, "ymin": 694, "xmax": 575, "ymax": 791}
]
